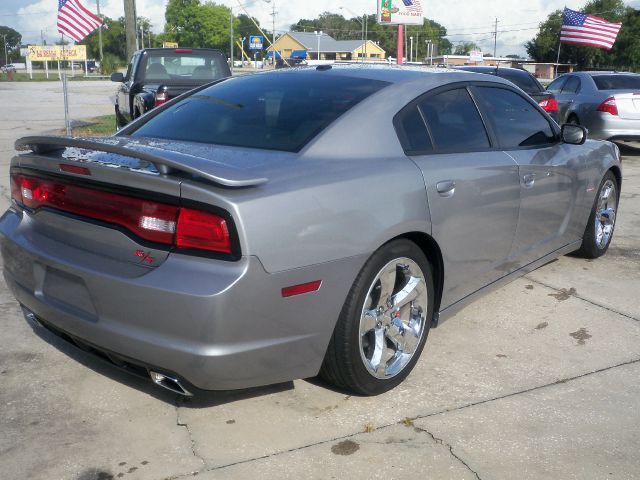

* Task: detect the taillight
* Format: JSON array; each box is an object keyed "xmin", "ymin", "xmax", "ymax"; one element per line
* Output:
[
  {"xmin": 538, "ymin": 97, "xmax": 558, "ymax": 112},
  {"xmin": 10, "ymin": 173, "xmax": 235, "ymax": 255},
  {"xmin": 597, "ymin": 96, "xmax": 618, "ymax": 116},
  {"xmin": 176, "ymin": 208, "xmax": 231, "ymax": 253},
  {"xmin": 154, "ymin": 85, "xmax": 168, "ymax": 107}
]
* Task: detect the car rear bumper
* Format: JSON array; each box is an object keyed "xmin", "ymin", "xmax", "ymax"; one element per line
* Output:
[
  {"xmin": 0, "ymin": 208, "xmax": 363, "ymax": 391},
  {"xmin": 584, "ymin": 112, "xmax": 640, "ymax": 141}
]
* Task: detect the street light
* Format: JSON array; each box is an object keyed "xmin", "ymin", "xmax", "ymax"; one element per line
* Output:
[{"xmin": 314, "ymin": 30, "xmax": 323, "ymax": 61}]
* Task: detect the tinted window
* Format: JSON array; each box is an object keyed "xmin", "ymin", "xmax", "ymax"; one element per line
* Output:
[
  {"xmin": 142, "ymin": 51, "xmax": 229, "ymax": 82},
  {"xmin": 547, "ymin": 76, "xmax": 567, "ymax": 93},
  {"xmin": 124, "ymin": 56, "xmax": 135, "ymax": 81},
  {"xmin": 475, "ymin": 87, "xmax": 556, "ymax": 148},
  {"xmin": 497, "ymin": 70, "xmax": 542, "ymax": 94},
  {"xmin": 419, "ymin": 88, "xmax": 490, "ymax": 152},
  {"xmin": 562, "ymin": 76, "xmax": 581, "ymax": 93},
  {"xmin": 396, "ymin": 107, "xmax": 433, "ymax": 154},
  {"xmin": 593, "ymin": 74, "xmax": 640, "ymax": 90},
  {"xmin": 131, "ymin": 73, "xmax": 389, "ymax": 152}
]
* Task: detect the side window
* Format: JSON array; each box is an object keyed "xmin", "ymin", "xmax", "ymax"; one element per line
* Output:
[
  {"xmin": 419, "ymin": 88, "xmax": 490, "ymax": 152},
  {"xmin": 562, "ymin": 76, "xmax": 581, "ymax": 93},
  {"xmin": 474, "ymin": 87, "xmax": 556, "ymax": 148},
  {"xmin": 123, "ymin": 56, "xmax": 136, "ymax": 82},
  {"xmin": 395, "ymin": 107, "xmax": 433, "ymax": 154},
  {"xmin": 547, "ymin": 76, "xmax": 567, "ymax": 94}
]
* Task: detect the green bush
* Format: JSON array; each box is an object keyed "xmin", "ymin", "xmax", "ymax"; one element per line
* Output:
[{"xmin": 101, "ymin": 53, "xmax": 122, "ymax": 74}]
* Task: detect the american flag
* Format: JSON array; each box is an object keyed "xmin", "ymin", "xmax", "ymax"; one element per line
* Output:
[
  {"xmin": 57, "ymin": 0, "xmax": 103, "ymax": 42},
  {"xmin": 560, "ymin": 8, "xmax": 621, "ymax": 50}
]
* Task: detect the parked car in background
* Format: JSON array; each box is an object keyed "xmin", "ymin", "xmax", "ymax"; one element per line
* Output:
[
  {"xmin": 1, "ymin": 67, "xmax": 621, "ymax": 397},
  {"xmin": 456, "ymin": 66, "xmax": 559, "ymax": 122},
  {"xmin": 547, "ymin": 71, "xmax": 640, "ymax": 141},
  {"xmin": 111, "ymin": 48, "xmax": 231, "ymax": 128},
  {"xmin": 275, "ymin": 57, "xmax": 308, "ymax": 69},
  {"xmin": 1, "ymin": 64, "xmax": 16, "ymax": 73}
]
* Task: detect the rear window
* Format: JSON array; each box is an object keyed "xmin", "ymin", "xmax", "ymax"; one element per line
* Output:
[
  {"xmin": 593, "ymin": 75, "xmax": 640, "ymax": 90},
  {"xmin": 142, "ymin": 50, "xmax": 230, "ymax": 82},
  {"xmin": 131, "ymin": 72, "xmax": 389, "ymax": 152},
  {"xmin": 496, "ymin": 70, "xmax": 542, "ymax": 94}
]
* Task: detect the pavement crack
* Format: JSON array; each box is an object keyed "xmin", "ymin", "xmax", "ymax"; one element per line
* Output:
[
  {"xmin": 413, "ymin": 426, "xmax": 482, "ymax": 480},
  {"xmin": 174, "ymin": 396, "xmax": 206, "ymax": 470},
  {"xmin": 525, "ymin": 276, "xmax": 640, "ymax": 322},
  {"xmin": 165, "ymin": 357, "xmax": 640, "ymax": 480}
]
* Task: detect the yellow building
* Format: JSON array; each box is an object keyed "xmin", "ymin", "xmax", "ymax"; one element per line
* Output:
[{"xmin": 268, "ymin": 32, "xmax": 386, "ymax": 61}]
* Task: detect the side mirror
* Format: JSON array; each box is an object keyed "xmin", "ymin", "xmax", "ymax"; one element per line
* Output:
[
  {"xmin": 561, "ymin": 123, "xmax": 587, "ymax": 145},
  {"xmin": 110, "ymin": 72, "xmax": 124, "ymax": 82}
]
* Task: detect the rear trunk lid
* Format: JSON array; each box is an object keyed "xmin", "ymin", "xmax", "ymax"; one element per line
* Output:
[
  {"xmin": 7, "ymin": 135, "xmax": 273, "ymax": 270},
  {"xmin": 611, "ymin": 91, "xmax": 640, "ymax": 120}
]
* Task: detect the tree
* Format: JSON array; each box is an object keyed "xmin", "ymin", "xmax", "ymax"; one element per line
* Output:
[
  {"xmin": 164, "ymin": 0, "xmax": 234, "ymax": 54},
  {"xmin": 290, "ymin": 12, "xmax": 452, "ymax": 59},
  {"xmin": 0, "ymin": 26, "xmax": 22, "ymax": 63},
  {"xmin": 83, "ymin": 16, "xmax": 127, "ymax": 61},
  {"xmin": 453, "ymin": 42, "xmax": 479, "ymax": 55},
  {"xmin": 526, "ymin": 0, "xmax": 639, "ymax": 71}
]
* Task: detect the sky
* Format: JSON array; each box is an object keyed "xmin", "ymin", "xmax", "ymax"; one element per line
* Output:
[{"xmin": 2, "ymin": 0, "xmax": 639, "ymax": 57}]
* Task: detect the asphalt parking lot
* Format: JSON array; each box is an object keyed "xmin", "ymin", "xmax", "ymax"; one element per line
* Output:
[{"xmin": 0, "ymin": 81, "xmax": 639, "ymax": 480}]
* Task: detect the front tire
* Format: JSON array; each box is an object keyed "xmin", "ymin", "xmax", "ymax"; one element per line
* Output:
[
  {"xmin": 320, "ymin": 239, "xmax": 434, "ymax": 395},
  {"xmin": 574, "ymin": 171, "xmax": 618, "ymax": 258}
]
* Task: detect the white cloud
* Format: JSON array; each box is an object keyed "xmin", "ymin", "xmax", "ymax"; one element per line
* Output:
[{"xmin": 14, "ymin": 0, "xmax": 618, "ymax": 56}]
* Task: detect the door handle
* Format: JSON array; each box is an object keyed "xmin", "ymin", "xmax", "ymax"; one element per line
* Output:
[
  {"xmin": 436, "ymin": 180, "xmax": 456, "ymax": 197},
  {"xmin": 522, "ymin": 173, "xmax": 536, "ymax": 188}
]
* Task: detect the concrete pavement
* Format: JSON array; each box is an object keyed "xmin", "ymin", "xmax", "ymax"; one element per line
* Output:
[{"xmin": 0, "ymin": 82, "xmax": 638, "ymax": 480}]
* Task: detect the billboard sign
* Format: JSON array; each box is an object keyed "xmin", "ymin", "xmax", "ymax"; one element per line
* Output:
[
  {"xmin": 377, "ymin": 0, "xmax": 424, "ymax": 25},
  {"xmin": 469, "ymin": 50, "xmax": 484, "ymax": 62},
  {"xmin": 27, "ymin": 45, "xmax": 87, "ymax": 61},
  {"xmin": 249, "ymin": 36, "xmax": 264, "ymax": 50}
]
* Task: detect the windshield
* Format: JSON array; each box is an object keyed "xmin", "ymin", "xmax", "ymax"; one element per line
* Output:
[
  {"xmin": 142, "ymin": 50, "xmax": 230, "ymax": 83},
  {"xmin": 131, "ymin": 72, "xmax": 389, "ymax": 152},
  {"xmin": 593, "ymin": 75, "xmax": 640, "ymax": 90}
]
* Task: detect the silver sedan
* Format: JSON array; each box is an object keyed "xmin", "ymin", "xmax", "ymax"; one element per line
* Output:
[
  {"xmin": 548, "ymin": 71, "xmax": 640, "ymax": 141},
  {"xmin": 0, "ymin": 66, "xmax": 622, "ymax": 396}
]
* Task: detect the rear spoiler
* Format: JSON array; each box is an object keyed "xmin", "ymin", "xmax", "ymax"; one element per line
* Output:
[{"xmin": 14, "ymin": 135, "xmax": 268, "ymax": 188}]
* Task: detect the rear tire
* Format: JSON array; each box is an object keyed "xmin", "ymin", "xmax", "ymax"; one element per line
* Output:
[
  {"xmin": 320, "ymin": 239, "xmax": 434, "ymax": 395},
  {"xmin": 574, "ymin": 171, "xmax": 618, "ymax": 259}
]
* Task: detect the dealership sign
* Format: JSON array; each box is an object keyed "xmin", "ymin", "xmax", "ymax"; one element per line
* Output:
[
  {"xmin": 249, "ymin": 36, "xmax": 264, "ymax": 50},
  {"xmin": 27, "ymin": 45, "xmax": 87, "ymax": 61},
  {"xmin": 377, "ymin": 0, "xmax": 423, "ymax": 25}
]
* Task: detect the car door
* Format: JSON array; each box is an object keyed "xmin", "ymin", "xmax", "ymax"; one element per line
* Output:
[
  {"xmin": 118, "ymin": 54, "xmax": 138, "ymax": 122},
  {"xmin": 396, "ymin": 85, "xmax": 521, "ymax": 309},
  {"xmin": 472, "ymin": 85, "xmax": 582, "ymax": 268},
  {"xmin": 556, "ymin": 75, "xmax": 581, "ymax": 122}
]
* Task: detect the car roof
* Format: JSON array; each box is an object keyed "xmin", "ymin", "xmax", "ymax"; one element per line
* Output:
[
  {"xmin": 254, "ymin": 64, "xmax": 505, "ymax": 85},
  {"xmin": 457, "ymin": 66, "xmax": 527, "ymax": 74}
]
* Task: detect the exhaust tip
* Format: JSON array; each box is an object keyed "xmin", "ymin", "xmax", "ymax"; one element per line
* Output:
[{"xmin": 149, "ymin": 371, "xmax": 192, "ymax": 396}]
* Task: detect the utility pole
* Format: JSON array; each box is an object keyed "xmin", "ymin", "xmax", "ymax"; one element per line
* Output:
[
  {"xmin": 96, "ymin": 0, "xmax": 103, "ymax": 62},
  {"xmin": 493, "ymin": 17, "xmax": 498, "ymax": 58},
  {"xmin": 229, "ymin": 8, "xmax": 234, "ymax": 74},
  {"xmin": 123, "ymin": 0, "xmax": 138, "ymax": 60},
  {"xmin": 271, "ymin": 2, "xmax": 276, "ymax": 67}
]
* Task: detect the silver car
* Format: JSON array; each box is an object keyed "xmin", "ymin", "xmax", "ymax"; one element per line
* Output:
[
  {"xmin": 0, "ymin": 66, "xmax": 621, "ymax": 396},
  {"xmin": 548, "ymin": 71, "xmax": 640, "ymax": 141}
]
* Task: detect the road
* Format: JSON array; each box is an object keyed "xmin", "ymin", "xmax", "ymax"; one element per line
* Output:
[{"xmin": 0, "ymin": 81, "xmax": 639, "ymax": 480}]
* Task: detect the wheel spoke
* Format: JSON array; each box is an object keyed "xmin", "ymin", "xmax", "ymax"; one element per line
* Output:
[
  {"xmin": 390, "ymin": 275, "xmax": 423, "ymax": 310},
  {"xmin": 360, "ymin": 309, "xmax": 378, "ymax": 334},
  {"xmin": 385, "ymin": 352, "xmax": 412, "ymax": 377},
  {"xmin": 375, "ymin": 267, "xmax": 397, "ymax": 310},
  {"xmin": 368, "ymin": 327, "xmax": 386, "ymax": 373}
]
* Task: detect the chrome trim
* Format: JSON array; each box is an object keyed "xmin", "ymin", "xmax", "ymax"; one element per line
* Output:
[{"xmin": 149, "ymin": 371, "xmax": 193, "ymax": 396}]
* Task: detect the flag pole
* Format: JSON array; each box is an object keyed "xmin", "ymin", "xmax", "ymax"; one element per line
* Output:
[{"xmin": 555, "ymin": 6, "xmax": 565, "ymax": 79}]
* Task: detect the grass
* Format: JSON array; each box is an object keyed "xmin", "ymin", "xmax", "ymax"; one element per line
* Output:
[
  {"xmin": 0, "ymin": 71, "xmax": 110, "ymax": 82},
  {"xmin": 71, "ymin": 115, "xmax": 117, "ymax": 137}
]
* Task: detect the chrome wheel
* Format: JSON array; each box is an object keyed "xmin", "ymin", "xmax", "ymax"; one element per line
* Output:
[
  {"xmin": 358, "ymin": 257, "xmax": 428, "ymax": 379},
  {"xmin": 594, "ymin": 179, "xmax": 617, "ymax": 250}
]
